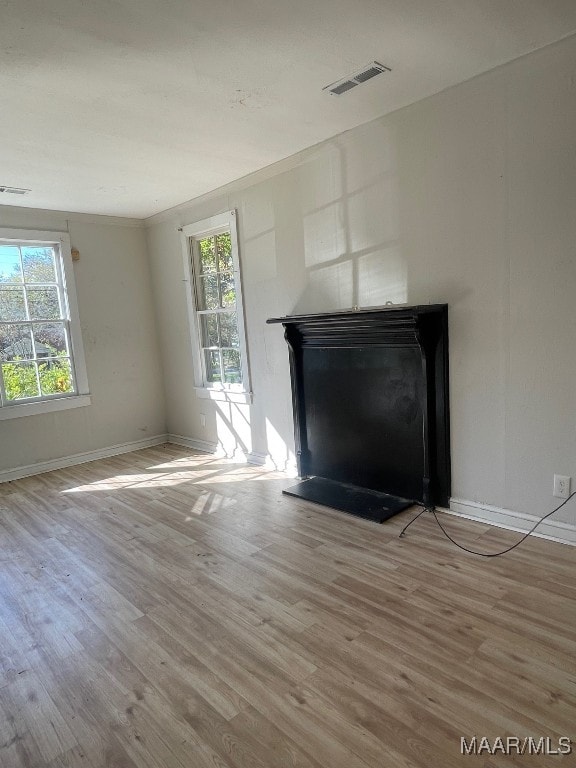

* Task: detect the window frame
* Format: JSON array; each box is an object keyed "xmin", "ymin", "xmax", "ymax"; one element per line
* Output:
[
  {"xmin": 181, "ymin": 210, "xmax": 251, "ymax": 403},
  {"xmin": 0, "ymin": 228, "xmax": 90, "ymax": 420}
]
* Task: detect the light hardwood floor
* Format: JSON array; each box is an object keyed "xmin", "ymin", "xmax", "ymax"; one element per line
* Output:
[{"xmin": 0, "ymin": 444, "xmax": 575, "ymax": 767}]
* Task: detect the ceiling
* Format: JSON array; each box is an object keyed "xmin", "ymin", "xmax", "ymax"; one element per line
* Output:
[{"xmin": 1, "ymin": 1, "xmax": 576, "ymax": 219}]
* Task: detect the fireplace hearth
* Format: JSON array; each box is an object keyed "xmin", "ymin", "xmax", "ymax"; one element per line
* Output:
[{"xmin": 267, "ymin": 305, "xmax": 450, "ymax": 523}]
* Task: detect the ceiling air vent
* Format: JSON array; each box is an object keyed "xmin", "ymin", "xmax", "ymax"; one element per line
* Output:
[
  {"xmin": 0, "ymin": 185, "xmax": 31, "ymax": 195},
  {"xmin": 330, "ymin": 80, "xmax": 358, "ymax": 95},
  {"xmin": 323, "ymin": 61, "xmax": 391, "ymax": 96}
]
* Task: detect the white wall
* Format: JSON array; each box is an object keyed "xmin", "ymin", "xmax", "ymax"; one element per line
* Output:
[
  {"xmin": 146, "ymin": 34, "xmax": 576, "ymax": 528},
  {"xmin": 0, "ymin": 206, "xmax": 166, "ymax": 473}
]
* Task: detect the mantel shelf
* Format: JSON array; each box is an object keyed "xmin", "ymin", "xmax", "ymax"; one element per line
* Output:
[{"xmin": 266, "ymin": 303, "xmax": 448, "ymax": 324}]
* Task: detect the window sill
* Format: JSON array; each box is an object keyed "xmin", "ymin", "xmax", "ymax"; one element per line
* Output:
[
  {"xmin": 194, "ymin": 387, "xmax": 252, "ymax": 404},
  {"xmin": 0, "ymin": 394, "xmax": 92, "ymax": 421}
]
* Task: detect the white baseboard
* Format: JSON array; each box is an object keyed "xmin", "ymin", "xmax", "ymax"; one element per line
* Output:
[
  {"xmin": 167, "ymin": 436, "xmax": 281, "ymax": 469},
  {"xmin": 246, "ymin": 451, "xmax": 269, "ymax": 466},
  {"xmin": 165, "ymin": 439, "xmax": 295, "ymax": 474},
  {"xmin": 166, "ymin": 433, "xmax": 218, "ymax": 454},
  {"xmin": 0, "ymin": 434, "xmax": 169, "ymax": 484},
  {"xmin": 449, "ymin": 497, "xmax": 576, "ymax": 547},
  {"xmin": 245, "ymin": 451, "xmax": 299, "ymax": 475}
]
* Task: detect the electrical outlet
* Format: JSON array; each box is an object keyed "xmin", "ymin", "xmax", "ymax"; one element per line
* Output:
[
  {"xmin": 200, "ymin": 413, "xmax": 206, "ymax": 428},
  {"xmin": 553, "ymin": 474, "xmax": 571, "ymax": 499}
]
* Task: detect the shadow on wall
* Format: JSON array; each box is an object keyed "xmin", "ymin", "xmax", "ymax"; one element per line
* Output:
[
  {"xmin": 294, "ymin": 127, "xmax": 407, "ymax": 313},
  {"xmin": 214, "ymin": 400, "xmax": 252, "ymax": 461},
  {"xmin": 211, "ymin": 125, "xmax": 410, "ymax": 471}
]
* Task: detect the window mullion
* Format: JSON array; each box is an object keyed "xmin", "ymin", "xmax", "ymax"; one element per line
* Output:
[
  {"xmin": 215, "ymin": 312, "xmax": 221, "ymax": 351},
  {"xmin": 18, "ymin": 282, "xmax": 58, "ymax": 288},
  {"xmin": 218, "ymin": 348, "xmax": 224, "ymax": 386},
  {"xmin": 0, "ymin": 362, "xmax": 7, "ymax": 407},
  {"xmin": 196, "ymin": 308, "xmax": 234, "ymax": 316},
  {"xmin": 33, "ymin": 359, "xmax": 42, "ymax": 398}
]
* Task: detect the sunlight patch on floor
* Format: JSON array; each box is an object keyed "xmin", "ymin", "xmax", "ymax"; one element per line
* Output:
[{"xmin": 59, "ymin": 453, "xmax": 282, "ymax": 496}]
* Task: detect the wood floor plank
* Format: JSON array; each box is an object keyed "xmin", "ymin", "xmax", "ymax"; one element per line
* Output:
[
  {"xmin": 2, "ymin": 668, "xmax": 77, "ymax": 763},
  {"xmin": 1, "ymin": 445, "xmax": 575, "ymax": 768},
  {"xmin": 0, "ymin": 693, "xmax": 45, "ymax": 768}
]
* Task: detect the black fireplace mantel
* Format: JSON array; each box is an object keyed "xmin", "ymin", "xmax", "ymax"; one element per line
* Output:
[{"xmin": 267, "ymin": 305, "xmax": 451, "ymax": 521}]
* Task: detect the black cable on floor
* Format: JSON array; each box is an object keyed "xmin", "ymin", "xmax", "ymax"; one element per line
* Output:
[
  {"xmin": 398, "ymin": 506, "xmax": 430, "ymax": 537},
  {"xmin": 398, "ymin": 491, "xmax": 576, "ymax": 557}
]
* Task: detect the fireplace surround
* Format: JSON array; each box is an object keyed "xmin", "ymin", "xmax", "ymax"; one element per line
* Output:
[{"xmin": 267, "ymin": 305, "xmax": 450, "ymax": 522}]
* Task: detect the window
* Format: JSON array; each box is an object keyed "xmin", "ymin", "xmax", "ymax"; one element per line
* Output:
[
  {"xmin": 181, "ymin": 211, "xmax": 251, "ymax": 402},
  {"xmin": 0, "ymin": 229, "xmax": 90, "ymax": 419}
]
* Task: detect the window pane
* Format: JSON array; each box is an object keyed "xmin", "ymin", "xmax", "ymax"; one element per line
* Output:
[
  {"xmin": 0, "ymin": 286, "xmax": 26, "ymax": 320},
  {"xmin": 216, "ymin": 233, "xmax": 233, "ymax": 272},
  {"xmin": 0, "ymin": 245, "xmax": 22, "ymax": 283},
  {"xmin": 39, "ymin": 357, "xmax": 74, "ymax": 396},
  {"xmin": 26, "ymin": 287, "xmax": 61, "ymax": 320},
  {"xmin": 198, "ymin": 237, "xmax": 216, "ymax": 274},
  {"xmin": 219, "ymin": 313, "xmax": 239, "ymax": 347},
  {"xmin": 3, "ymin": 361, "xmax": 39, "ymax": 400},
  {"xmin": 22, "ymin": 247, "xmax": 56, "ymax": 283},
  {"xmin": 200, "ymin": 314, "xmax": 219, "ymax": 347},
  {"xmin": 0, "ymin": 324, "xmax": 34, "ymax": 361},
  {"xmin": 223, "ymin": 349, "xmax": 242, "ymax": 384},
  {"xmin": 219, "ymin": 272, "xmax": 236, "ymax": 308},
  {"xmin": 33, "ymin": 323, "xmax": 68, "ymax": 357},
  {"xmin": 204, "ymin": 350, "xmax": 221, "ymax": 383},
  {"xmin": 199, "ymin": 274, "xmax": 218, "ymax": 310}
]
